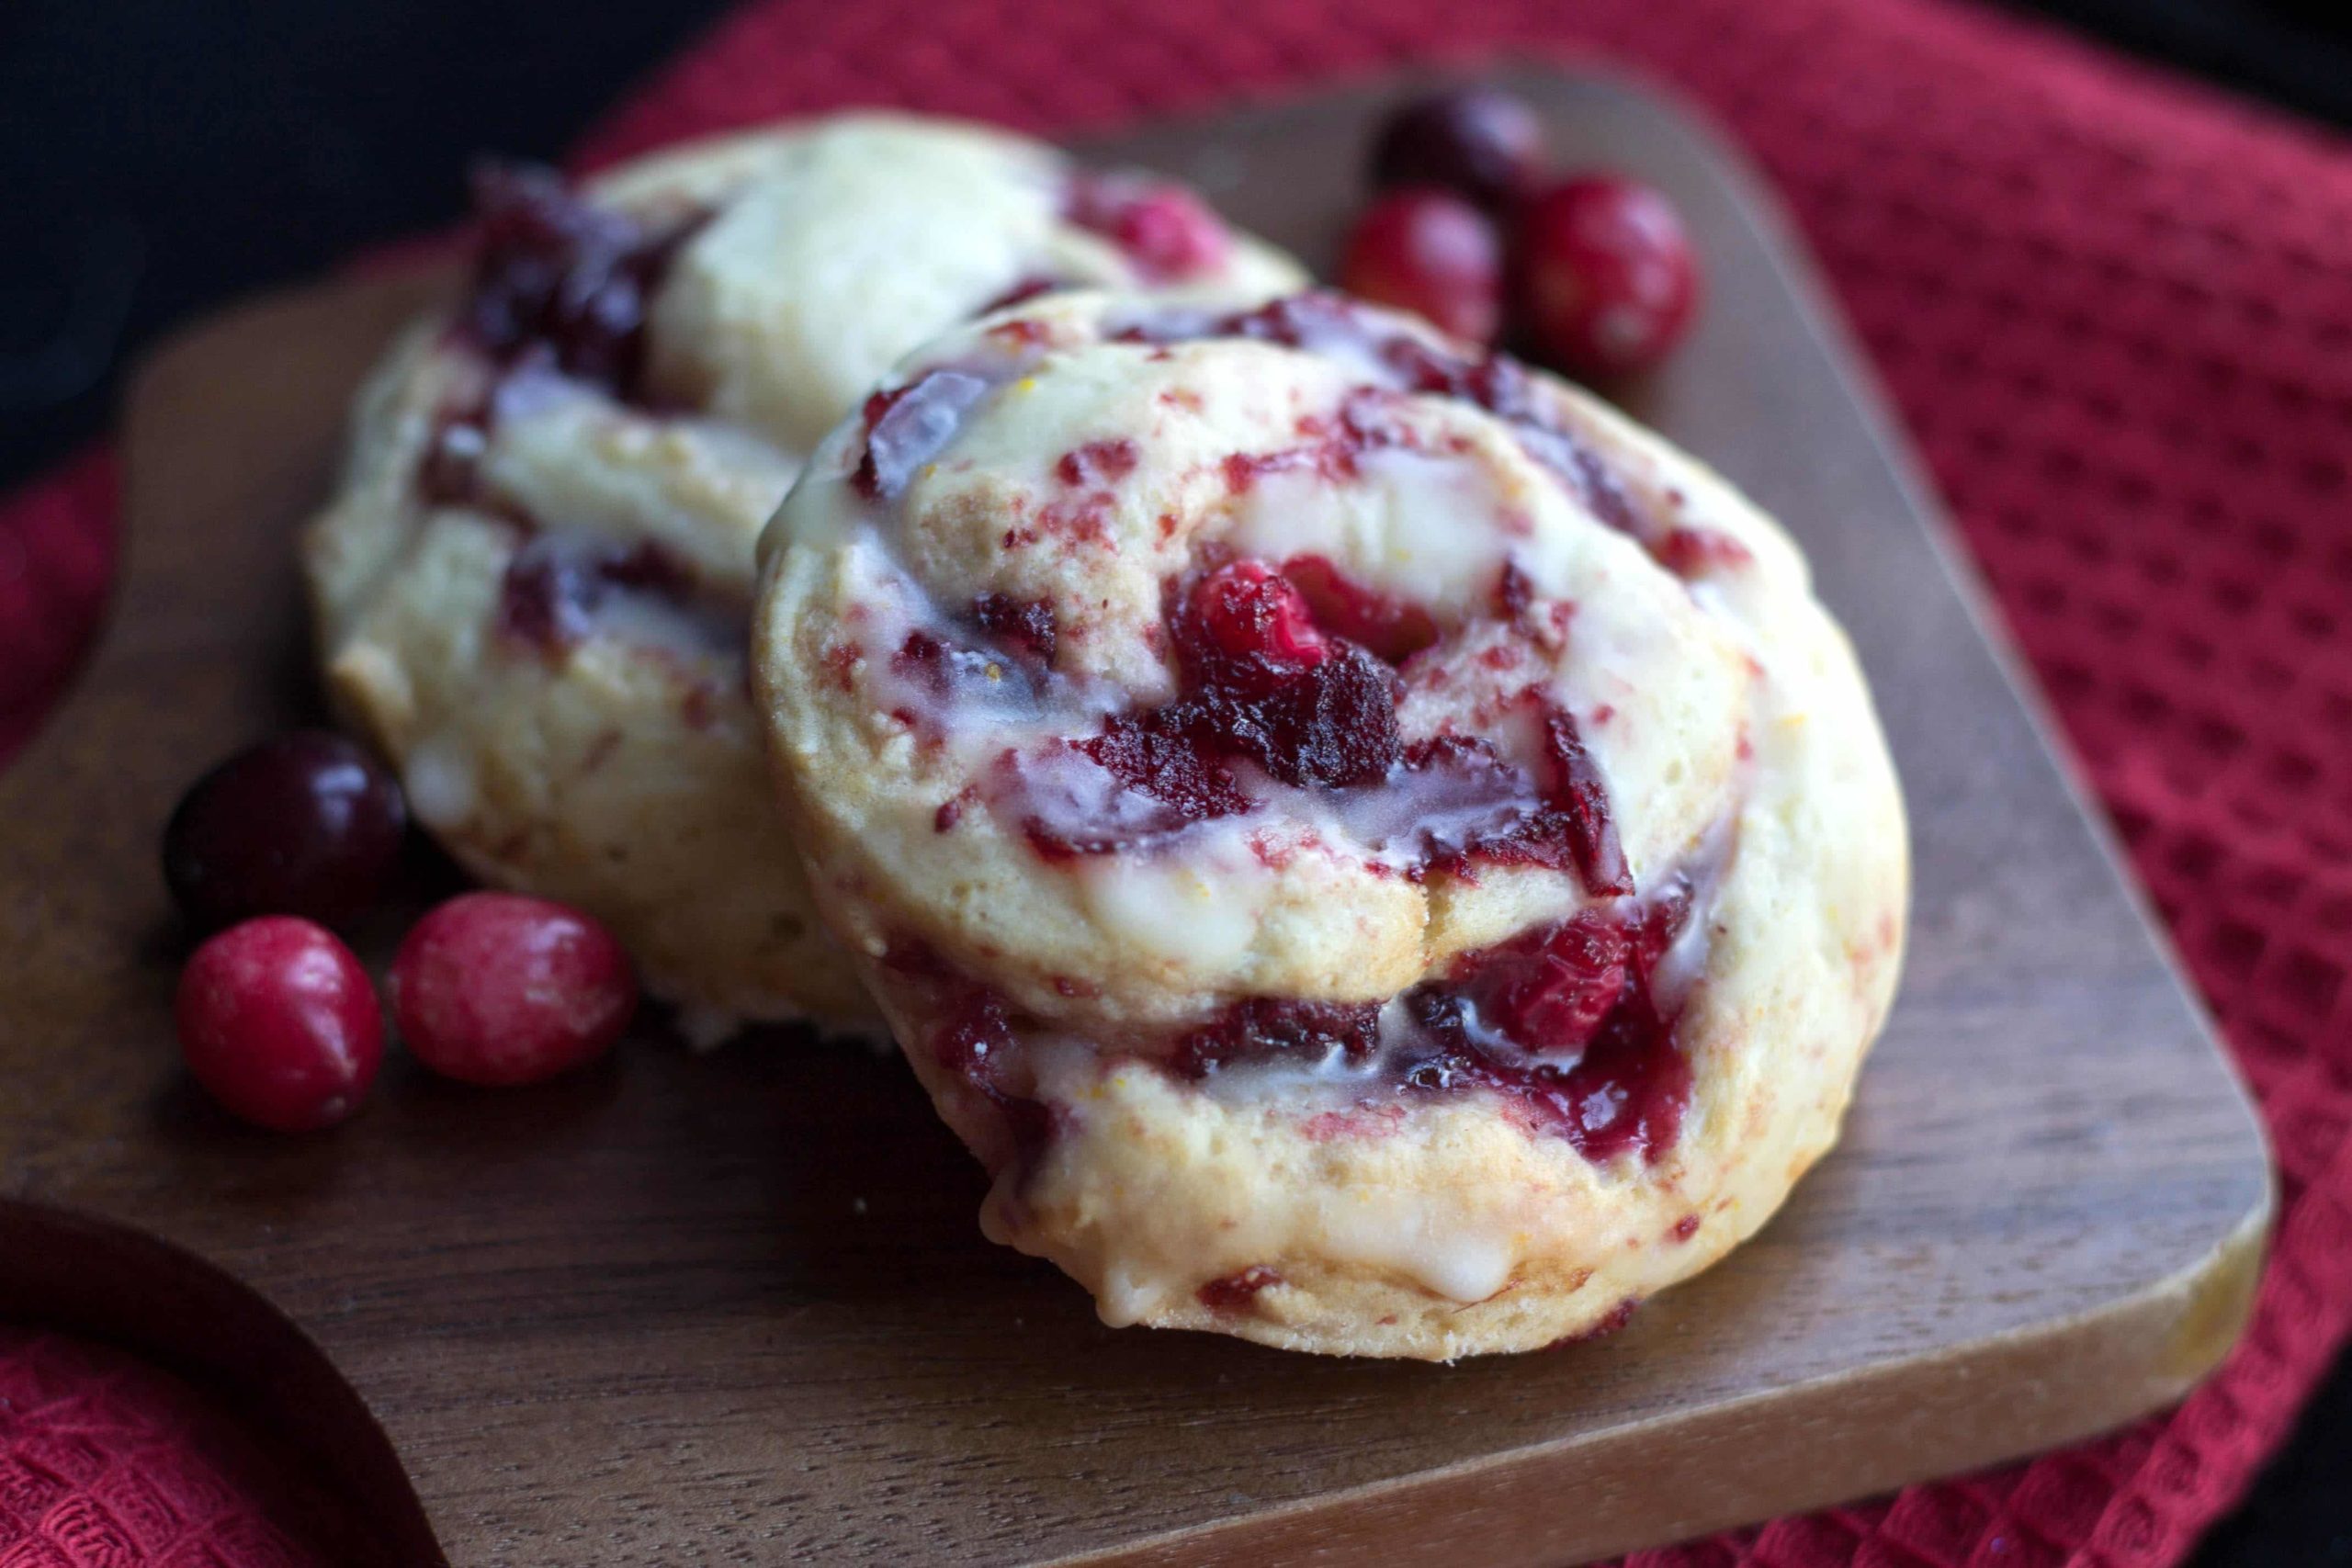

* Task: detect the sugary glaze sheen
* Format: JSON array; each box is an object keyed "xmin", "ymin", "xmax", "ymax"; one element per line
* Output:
[
  {"xmin": 754, "ymin": 291, "xmax": 1908, "ymax": 1358},
  {"xmin": 303, "ymin": 115, "xmax": 1305, "ymax": 1030}
]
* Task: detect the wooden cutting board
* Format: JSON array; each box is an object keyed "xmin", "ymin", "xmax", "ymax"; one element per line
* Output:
[{"xmin": 0, "ymin": 70, "xmax": 2273, "ymax": 1567}]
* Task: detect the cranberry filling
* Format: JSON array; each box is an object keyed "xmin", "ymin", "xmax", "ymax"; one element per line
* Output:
[
  {"xmin": 1001, "ymin": 556, "xmax": 1627, "ymax": 893},
  {"xmin": 1171, "ymin": 998, "xmax": 1381, "ymax": 1078},
  {"xmin": 978, "ymin": 274, "xmax": 1066, "ymax": 315},
  {"xmin": 1112, "ymin": 292, "xmax": 1749, "ymax": 574},
  {"xmin": 497, "ymin": 537, "xmax": 706, "ymax": 655},
  {"xmin": 882, "ymin": 942, "xmax": 1056, "ymax": 1174},
  {"xmin": 1398, "ymin": 877, "xmax": 1694, "ymax": 1162},
  {"xmin": 854, "ymin": 370, "xmax": 995, "ymax": 501},
  {"xmin": 1281, "ymin": 554, "xmax": 1441, "ymax": 664},
  {"xmin": 1055, "ymin": 437, "xmax": 1141, "ymax": 489},
  {"xmin": 1196, "ymin": 1266, "xmax": 1283, "ymax": 1313},
  {"xmin": 1063, "ymin": 172, "xmax": 1232, "ymax": 281},
  {"xmin": 1160, "ymin": 880, "xmax": 1694, "ymax": 1164},
  {"xmin": 460, "ymin": 162, "xmax": 699, "ymax": 400},
  {"xmin": 971, "ymin": 592, "xmax": 1058, "ymax": 667}
]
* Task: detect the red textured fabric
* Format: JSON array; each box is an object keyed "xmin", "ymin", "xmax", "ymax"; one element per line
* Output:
[
  {"xmin": 5, "ymin": 0, "xmax": 2351, "ymax": 1562},
  {"xmin": 0, "ymin": 1330, "xmax": 336, "ymax": 1565}
]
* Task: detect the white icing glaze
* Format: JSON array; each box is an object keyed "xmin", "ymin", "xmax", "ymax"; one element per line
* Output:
[{"xmin": 401, "ymin": 733, "xmax": 478, "ymax": 829}]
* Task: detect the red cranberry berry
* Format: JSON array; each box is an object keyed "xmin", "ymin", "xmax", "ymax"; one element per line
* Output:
[
  {"xmin": 175, "ymin": 918, "xmax": 384, "ymax": 1132},
  {"xmin": 390, "ymin": 893, "xmax": 638, "ymax": 1087},
  {"xmin": 1339, "ymin": 189, "xmax": 1503, "ymax": 344},
  {"xmin": 163, "ymin": 731, "xmax": 408, "ymax": 931},
  {"xmin": 1370, "ymin": 87, "xmax": 1545, "ymax": 210},
  {"xmin": 1182, "ymin": 559, "xmax": 1329, "ymax": 684},
  {"xmin": 1514, "ymin": 175, "xmax": 1700, "ymax": 378}
]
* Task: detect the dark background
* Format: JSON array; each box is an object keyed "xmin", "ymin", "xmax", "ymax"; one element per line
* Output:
[{"xmin": 1, "ymin": 1, "xmax": 2346, "ymax": 1560}]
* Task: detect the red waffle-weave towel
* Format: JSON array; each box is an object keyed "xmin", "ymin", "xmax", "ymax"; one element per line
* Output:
[{"xmin": 6, "ymin": 0, "xmax": 2352, "ymax": 1562}]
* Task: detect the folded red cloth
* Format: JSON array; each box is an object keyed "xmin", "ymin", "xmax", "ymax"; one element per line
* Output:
[{"xmin": 6, "ymin": 0, "xmax": 2351, "ymax": 1562}]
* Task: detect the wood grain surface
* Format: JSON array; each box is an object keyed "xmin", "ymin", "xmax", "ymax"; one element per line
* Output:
[{"xmin": 0, "ymin": 71, "xmax": 2273, "ymax": 1567}]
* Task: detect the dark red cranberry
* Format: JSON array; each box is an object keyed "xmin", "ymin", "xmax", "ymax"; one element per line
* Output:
[
  {"xmin": 1370, "ymin": 87, "xmax": 1545, "ymax": 209},
  {"xmin": 1514, "ymin": 176, "xmax": 1700, "ymax": 378},
  {"xmin": 1339, "ymin": 188, "xmax": 1503, "ymax": 344},
  {"xmin": 163, "ymin": 732, "xmax": 408, "ymax": 931},
  {"xmin": 1064, "ymin": 173, "xmax": 1231, "ymax": 281},
  {"xmin": 390, "ymin": 893, "xmax": 638, "ymax": 1087},
  {"xmin": 175, "ymin": 918, "xmax": 383, "ymax": 1132},
  {"xmin": 498, "ymin": 538, "xmax": 699, "ymax": 656}
]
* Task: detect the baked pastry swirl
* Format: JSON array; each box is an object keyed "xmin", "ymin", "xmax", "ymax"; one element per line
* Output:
[
  {"xmin": 303, "ymin": 115, "xmax": 1304, "ymax": 1031},
  {"xmin": 753, "ymin": 290, "xmax": 1907, "ymax": 1357}
]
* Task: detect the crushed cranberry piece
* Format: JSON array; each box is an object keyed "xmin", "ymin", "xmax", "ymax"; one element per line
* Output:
[
  {"xmin": 900, "ymin": 962, "xmax": 1056, "ymax": 1174},
  {"xmin": 1023, "ymin": 719, "xmax": 1252, "ymax": 860},
  {"xmin": 1654, "ymin": 527, "xmax": 1754, "ymax": 575},
  {"xmin": 1281, "ymin": 554, "xmax": 1441, "ymax": 664},
  {"xmin": 1114, "ymin": 292, "xmax": 1674, "ymax": 562},
  {"xmin": 497, "ymin": 537, "xmax": 698, "ymax": 655},
  {"xmin": 1398, "ymin": 876, "xmax": 1693, "ymax": 1162},
  {"xmin": 419, "ymin": 416, "xmax": 491, "ymax": 506},
  {"xmin": 1541, "ymin": 706, "xmax": 1634, "ymax": 897},
  {"xmin": 854, "ymin": 370, "xmax": 992, "ymax": 501},
  {"xmin": 1182, "ymin": 560, "xmax": 1330, "ymax": 689},
  {"xmin": 890, "ymin": 627, "xmax": 1031, "ymax": 705},
  {"xmin": 972, "ymin": 592, "xmax": 1058, "ymax": 666},
  {"xmin": 461, "ymin": 162, "xmax": 696, "ymax": 399},
  {"xmin": 1197, "ymin": 1266, "xmax": 1284, "ymax": 1313},
  {"xmin": 1670, "ymin": 1213, "xmax": 1702, "ymax": 1242},
  {"xmin": 1056, "ymin": 437, "xmax": 1140, "ymax": 489},
  {"xmin": 1545, "ymin": 1297, "xmax": 1644, "ymax": 1348},
  {"xmin": 1451, "ymin": 910, "xmax": 1633, "ymax": 1055},
  {"xmin": 1170, "ymin": 998, "xmax": 1382, "ymax": 1078},
  {"xmin": 1494, "ymin": 561, "xmax": 1535, "ymax": 620},
  {"xmin": 1064, "ymin": 172, "xmax": 1231, "ymax": 280}
]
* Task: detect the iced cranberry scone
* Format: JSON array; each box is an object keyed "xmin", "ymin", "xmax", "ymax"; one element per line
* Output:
[
  {"xmin": 303, "ymin": 115, "xmax": 1305, "ymax": 1032},
  {"xmin": 752, "ymin": 291, "xmax": 1906, "ymax": 1358}
]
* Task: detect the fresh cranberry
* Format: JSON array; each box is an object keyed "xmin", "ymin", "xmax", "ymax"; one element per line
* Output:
[
  {"xmin": 1513, "ymin": 175, "xmax": 1700, "ymax": 378},
  {"xmin": 163, "ymin": 732, "xmax": 408, "ymax": 931},
  {"xmin": 1339, "ymin": 188, "xmax": 1503, "ymax": 344},
  {"xmin": 175, "ymin": 918, "xmax": 383, "ymax": 1132},
  {"xmin": 1370, "ymin": 87, "xmax": 1545, "ymax": 209},
  {"xmin": 390, "ymin": 893, "xmax": 638, "ymax": 1087},
  {"xmin": 1182, "ymin": 560, "xmax": 1330, "ymax": 686},
  {"xmin": 1064, "ymin": 173, "xmax": 1231, "ymax": 280}
]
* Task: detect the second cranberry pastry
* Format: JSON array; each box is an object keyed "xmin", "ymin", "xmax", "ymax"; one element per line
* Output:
[{"xmin": 751, "ymin": 290, "xmax": 1907, "ymax": 1359}]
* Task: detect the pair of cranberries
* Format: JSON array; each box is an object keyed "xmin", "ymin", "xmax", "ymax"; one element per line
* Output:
[
  {"xmin": 1339, "ymin": 86, "xmax": 1700, "ymax": 378},
  {"xmin": 164, "ymin": 733, "xmax": 637, "ymax": 1131}
]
